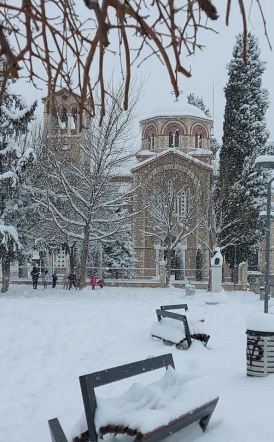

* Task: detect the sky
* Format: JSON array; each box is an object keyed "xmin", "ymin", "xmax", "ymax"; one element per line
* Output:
[
  {"xmin": 133, "ymin": 1, "xmax": 274, "ymax": 143},
  {"xmin": 11, "ymin": 1, "xmax": 274, "ymax": 144}
]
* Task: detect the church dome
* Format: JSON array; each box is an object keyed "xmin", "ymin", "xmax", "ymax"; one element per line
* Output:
[{"xmin": 141, "ymin": 102, "xmax": 212, "ymax": 121}]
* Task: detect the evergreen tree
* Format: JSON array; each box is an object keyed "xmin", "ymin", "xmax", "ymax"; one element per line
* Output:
[
  {"xmin": 0, "ymin": 86, "xmax": 36, "ymax": 292},
  {"xmin": 218, "ymin": 33, "xmax": 270, "ymax": 267},
  {"xmin": 187, "ymin": 93, "xmax": 211, "ymax": 117}
]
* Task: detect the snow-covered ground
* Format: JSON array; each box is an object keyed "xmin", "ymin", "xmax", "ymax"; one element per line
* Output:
[{"xmin": 1, "ymin": 285, "xmax": 274, "ymax": 442}]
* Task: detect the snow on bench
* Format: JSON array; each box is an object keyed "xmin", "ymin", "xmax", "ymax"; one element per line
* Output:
[
  {"xmin": 151, "ymin": 305, "xmax": 210, "ymax": 349},
  {"xmin": 48, "ymin": 354, "xmax": 219, "ymax": 442}
]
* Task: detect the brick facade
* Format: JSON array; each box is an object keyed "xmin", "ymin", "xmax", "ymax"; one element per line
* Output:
[{"xmin": 131, "ymin": 107, "xmax": 213, "ymax": 279}]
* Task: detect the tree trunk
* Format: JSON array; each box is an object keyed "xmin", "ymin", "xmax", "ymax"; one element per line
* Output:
[
  {"xmin": 69, "ymin": 242, "xmax": 77, "ymax": 272},
  {"xmin": 79, "ymin": 231, "xmax": 89, "ymax": 289},
  {"xmin": 1, "ymin": 251, "xmax": 11, "ymax": 293},
  {"xmin": 165, "ymin": 248, "xmax": 172, "ymax": 286}
]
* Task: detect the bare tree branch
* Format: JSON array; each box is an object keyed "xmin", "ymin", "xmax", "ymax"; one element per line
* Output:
[{"xmin": 0, "ymin": 1, "xmax": 269, "ymax": 125}]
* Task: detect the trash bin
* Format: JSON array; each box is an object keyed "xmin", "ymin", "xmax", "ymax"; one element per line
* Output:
[
  {"xmin": 246, "ymin": 313, "xmax": 274, "ymax": 377},
  {"xmin": 185, "ymin": 283, "xmax": 195, "ymax": 296}
]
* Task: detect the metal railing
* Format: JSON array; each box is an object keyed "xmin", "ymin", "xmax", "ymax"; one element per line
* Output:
[{"xmin": 0, "ymin": 265, "xmax": 210, "ymax": 282}]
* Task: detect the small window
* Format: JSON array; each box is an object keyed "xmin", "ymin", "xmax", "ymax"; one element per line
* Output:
[
  {"xmin": 177, "ymin": 189, "xmax": 190, "ymax": 217},
  {"xmin": 169, "ymin": 132, "xmax": 173, "ymax": 148},
  {"xmin": 175, "ymin": 130, "xmax": 179, "ymax": 148},
  {"xmin": 195, "ymin": 133, "xmax": 203, "ymax": 148},
  {"xmin": 169, "ymin": 130, "xmax": 179, "ymax": 148},
  {"xmin": 59, "ymin": 107, "xmax": 68, "ymax": 129},
  {"xmin": 71, "ymin": 108, "xmax": 77, "ymax": 130},
  {"xmin": 147, "ymin": 133, "xmax": 155, "ymax": 150}
]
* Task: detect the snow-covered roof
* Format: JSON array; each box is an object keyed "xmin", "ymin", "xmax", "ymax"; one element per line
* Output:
[
  {"xmin": 141, "ymin": 102, "xmax": 212, "ymax": 122},
  {"xmin": 131, "ymin": 149, "xmax": 213, "ymax": 172}
]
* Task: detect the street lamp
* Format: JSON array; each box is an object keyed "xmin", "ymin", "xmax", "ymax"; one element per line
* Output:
[{"xmin": 255, "ymin": 155, "xmax": 274, "ymax": 313}]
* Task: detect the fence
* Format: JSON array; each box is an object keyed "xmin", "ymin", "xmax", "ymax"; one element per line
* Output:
[{"xmin": 0, "ymin": 265, "xmax": 210, "ymax": 283}]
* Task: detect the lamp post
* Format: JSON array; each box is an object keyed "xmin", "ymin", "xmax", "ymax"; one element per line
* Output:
[{"xmin": 255, "ymin": 155, "xmax": 274, "ymax": 313}]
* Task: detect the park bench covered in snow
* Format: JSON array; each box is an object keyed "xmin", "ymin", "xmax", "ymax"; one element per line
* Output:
[
  {"xmin": 48, "ymin": 353, "xmax": 219, "ymax": 442},
  {"xmin": 151, "ymin": 304, "xmax": 210, "ymax": 349}
]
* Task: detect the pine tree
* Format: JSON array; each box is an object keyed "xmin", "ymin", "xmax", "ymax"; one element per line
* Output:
[
  {"xmin": 0, "ymin": 85, "xmax": 37, "ymax": 292},
  {"xmin": 187, "ymin": 93, "xmax": 211, "ymax": 117},
  {"xmin": 218, "ymin": 33, "xmax": 269, "ymax": 268}
]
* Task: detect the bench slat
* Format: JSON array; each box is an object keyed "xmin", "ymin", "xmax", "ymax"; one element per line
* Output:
[
  {"xmin": 142, "ymin": 397, "xmax": 219, "ymax": 441},
  {"xmin": 48, "ymin": 418, "xmax": 69, "ymax": 442},
  {"xmin": 160, "ymin": 304, "xmax": 188, "ymax": 311},
  {"xmin": 98, "ymin": 398, "xmax": 219, "ymax": 442}
]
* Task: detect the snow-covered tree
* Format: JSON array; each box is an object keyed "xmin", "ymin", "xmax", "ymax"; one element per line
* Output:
[
  {"xmin": 144, "ymin": 173, "xmax": 206, "ymax": 285},
  {"xmin": 35, "ymin": 86, "xmax": 138, "ymax": 288},
  {"xmin": 218, "ymin": 33, "xmax": 270, "ymax": 267},
  {"xmin": 0, "ymin": 89, "xmax": 37, "ymax": 292},
  {"xmin": 187, "ymin": 93, "xmax": 211, "ymax": 117}
]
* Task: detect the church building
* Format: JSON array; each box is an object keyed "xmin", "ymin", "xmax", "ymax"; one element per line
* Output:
[
  {"xmin": 129, "ymin": 104, "xmax": 213, "ymax": 280},
  {"xmin": 42, "ymin": 90, "xmax": 214, "ymax": 281}
]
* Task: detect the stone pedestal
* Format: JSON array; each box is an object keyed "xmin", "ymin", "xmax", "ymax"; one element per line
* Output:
[
  {"xmin": 211, "ymin": 265, "xmax": 222, "ymax": 292},
  {"xmin": 206, "ymin": 247, "xmax": 223, "ymax": 305},
  {"xmin": 211, "ymin": 247, "xmax": 223, "ymax": 292}
]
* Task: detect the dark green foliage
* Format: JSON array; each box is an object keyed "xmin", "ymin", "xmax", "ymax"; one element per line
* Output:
[{"xmin": 218, "ymin": 33, "xmax": 270, "ymax": 267}]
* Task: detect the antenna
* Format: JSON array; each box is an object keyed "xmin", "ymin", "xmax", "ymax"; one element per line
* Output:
[
  {"xmin": 171, "ymin": 90, "xmax": 183, "ymax": 102},
  {"xmin": 212, "ymin": 81, "xmax": 215, "ymax": 123}
]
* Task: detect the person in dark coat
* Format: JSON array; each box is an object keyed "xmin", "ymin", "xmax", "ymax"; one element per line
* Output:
[
  {"xmin": 31, "ymin": 263, "xmax": 40, "ymax": 289},
  {"xmin": 68, "ymin": 271, "xmax": 77, "ymax": 290},
  {"xmin": 52, "ymin": 270, "xmax": 58, "ymax": 288}
]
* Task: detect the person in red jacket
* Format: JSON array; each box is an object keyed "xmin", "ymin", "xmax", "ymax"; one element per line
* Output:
[{"xmin": 90, "ymin": 274, "xmax": 97, "ymax": 290}]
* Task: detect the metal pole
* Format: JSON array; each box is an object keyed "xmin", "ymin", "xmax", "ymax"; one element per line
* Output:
[{"xmin": 264, "ymin": 177, "xmax": 274, "ymax": 313}]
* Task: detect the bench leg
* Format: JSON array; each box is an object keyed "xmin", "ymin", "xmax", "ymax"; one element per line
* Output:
[
  {"xmin": 199, "ymin": 398, "xmax": 219, "ymax": 432},
  {"xmin": 48, "ymin": 418, "xmax": 69, "ymax": 442}
]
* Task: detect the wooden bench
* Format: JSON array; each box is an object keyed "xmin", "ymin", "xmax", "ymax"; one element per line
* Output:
[
  {"xmin": 151, "ymin": 304, "xmax": 210, "ymax": 349},
  {"xmin": 48, "ymin": 353, "xmax": 219, "ymax": 442}
]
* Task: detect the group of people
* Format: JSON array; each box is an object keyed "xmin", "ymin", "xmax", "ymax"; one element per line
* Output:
[
  {"xmin": 30, "ymin": 263, "xmax": 104, "ymax": 290},
  {"xmin": 62, "ymin": 271, "xmax": 80, "ymax": 290},
  {"xmin": 30, "ymin": 264, "xmax": 58, "ymax": 289}
]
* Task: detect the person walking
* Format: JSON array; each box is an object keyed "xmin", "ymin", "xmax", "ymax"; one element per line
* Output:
[
  {"xmin": 90, "ymin": 274, "xmax": 97, "ymax": 290},
  {"xmin": 63, "ymin": 274, "xmax": 69, "ymax": 289},
  {"xmin": 30, "ymin": 263, "xmax": 40, "ymax": 289},
  {"xmin": 52, "ymin": 270, "xmax": 58, "ymax": 288},
  {"xmin": 42, "ymin": 269, "xmax": 49, "ymax": 289},
  {"xmin": 68, "ymin": 271, "xmax": 77, "ymax": 290}
]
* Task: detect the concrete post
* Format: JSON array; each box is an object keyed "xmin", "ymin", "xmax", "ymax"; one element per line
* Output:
[{"xmin": 211, "ymin": 247, "xmax": 223, "ymax": 292}]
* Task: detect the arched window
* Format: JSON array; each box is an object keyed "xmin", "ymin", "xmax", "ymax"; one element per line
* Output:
[
  {"xmin": 169, "ymin": 130, "xmax": 180, "ymax": 148},
  {"xmin": 176, "ymin": 189, "xmax": 190, "ymax": 217},
  {"xmin": 195, "ymin": 133, "xmax": 203, "ymax": 148},
  {"xmin": 71, "ymin": 107, "xmax": 78, "ymax": 130},
  {"xmin": 167, "ymin": 181, "xmax": 190, "ymax": 218},
  {"xmin": 59, "ymin": 107, "xmax": 68, "ymax": 129},
  {"xmin": 169, "ymin": 132, "xmax": 173, "ymax": 147},
  {"xmin": 147, "ymin": 133, "xmax": 155, "ymax": 150},
  {"xmin": 175, "ymin": 130, "xmax": 179, "ymax": 147}
]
